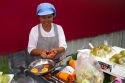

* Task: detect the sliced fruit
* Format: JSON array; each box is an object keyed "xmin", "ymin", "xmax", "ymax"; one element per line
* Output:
[
  {"xmin": 31, "ymin": 68, "xmax": 39, "ymax": 74},
  {"xmin": 40, "ymin": 68, "xmax": 48, "ymax": 73}
]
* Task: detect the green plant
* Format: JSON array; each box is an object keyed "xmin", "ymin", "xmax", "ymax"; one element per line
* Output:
[{"xmin": 0, "ymin": 56, "xmax": 9, "ymax": 74}]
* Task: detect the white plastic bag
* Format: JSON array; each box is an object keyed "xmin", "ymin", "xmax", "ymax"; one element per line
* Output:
[{"xmin": 75, "ymin": 51, "xmax": 104, "ymax": 83}]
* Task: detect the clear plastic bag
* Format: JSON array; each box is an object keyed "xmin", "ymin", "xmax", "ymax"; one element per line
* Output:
[{"xmin": 75, "ymin": 51, "xmax": 104, "ymax": 83}]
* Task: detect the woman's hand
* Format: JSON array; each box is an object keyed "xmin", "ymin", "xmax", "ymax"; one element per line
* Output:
[
  {"xmin": 39, "ymin": 49, "xmax": 58, "ymax": 59},
  {"xmin": 40, "ymin": 50, "xmax": 49, "ymax": 58},
  {"xmin": 47, "ymin": 49, "xmax": 57, "ymax": 59},
  {"xmin": 50, "ymin": 48, "xmax": 58, "ymax": 54}
]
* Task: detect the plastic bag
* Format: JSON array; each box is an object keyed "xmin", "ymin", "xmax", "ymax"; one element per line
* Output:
[{"xmin": 75, "ymin": 51, "xmax": 104, "ymax": 83}]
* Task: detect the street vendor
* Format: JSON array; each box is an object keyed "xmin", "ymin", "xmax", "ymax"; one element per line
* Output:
[
  {"xmin": 17, "ymin": 2, "xmax": 67, "ymax": 83},
  {"xmin": 28, "ymin": 2, "xmax": 67, "ymax": 61}
]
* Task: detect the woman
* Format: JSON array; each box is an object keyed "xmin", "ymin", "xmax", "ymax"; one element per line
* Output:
[
  {"xmin": 17, "ymin": 3, "xmax": 67, "ymax": 83},
  {"xmin": 28, "ymin": 3, "xmax": 67, "ymax": 61}
]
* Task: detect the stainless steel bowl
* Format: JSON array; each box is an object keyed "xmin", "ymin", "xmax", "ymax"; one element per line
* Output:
[{"xmin": 28, "ymin": 59, "xmax": 55, "ymax": 75}]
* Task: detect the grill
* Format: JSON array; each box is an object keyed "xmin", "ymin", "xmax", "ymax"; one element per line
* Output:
[{"xmin": 41, "ymin": 75, "xmax": 65, "ymax": 83}]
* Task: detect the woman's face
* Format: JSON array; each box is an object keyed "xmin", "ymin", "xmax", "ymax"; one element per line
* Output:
[{"xmin": 39, "ymin": 14, "xmax": 54, "ymax": 25}]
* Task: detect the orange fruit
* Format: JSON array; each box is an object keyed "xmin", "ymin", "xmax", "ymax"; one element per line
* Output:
[{"xmin": 69, "ymin": 59, "xmax": 75, "ymax": 69}]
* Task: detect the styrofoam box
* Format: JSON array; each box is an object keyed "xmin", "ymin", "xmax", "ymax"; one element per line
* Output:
[{"xmin": 77, "ymin": 46, "xmax": 125, "ymax": 79}]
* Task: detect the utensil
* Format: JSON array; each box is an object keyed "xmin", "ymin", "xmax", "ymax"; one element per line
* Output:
[{"xmin": 28, "ymin": 59, "xmax": 55, "ymax": 75}]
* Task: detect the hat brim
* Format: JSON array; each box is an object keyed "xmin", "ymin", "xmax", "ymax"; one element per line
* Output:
[{"xmin": 37, "ymin": 11, "xmax": 54, "ymax": 16}]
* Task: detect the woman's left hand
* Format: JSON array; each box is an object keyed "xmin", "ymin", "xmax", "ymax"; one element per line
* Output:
[
  {"xmin": 40, "ymin": 50, "xmax": 49, "ymax": 58},
  {"xmin": 47, "ymin": 49, "xmax": 57, "ymax": 59}
]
